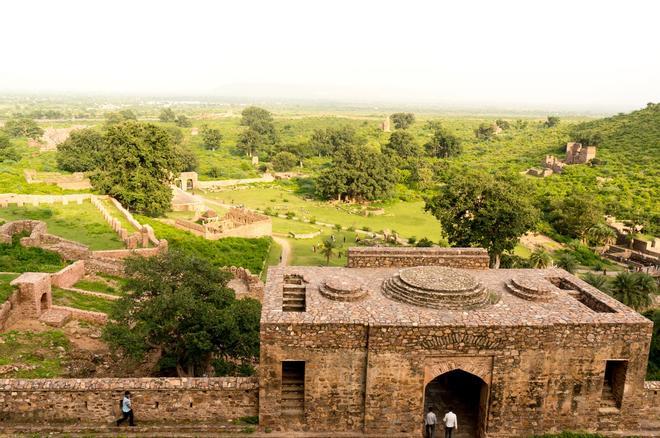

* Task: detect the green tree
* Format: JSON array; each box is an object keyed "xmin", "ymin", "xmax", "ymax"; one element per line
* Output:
[
  {"xmin": 159, "ymin": 108, "xmax": 177, "ymax": 122},
  {"xmin": 240, "ymin": 106, "xmax": 273, "ymax": 128},
  {"xmin": 165, "ymin": 126, "xmax": 184, "ymax": 145},
  {"xmin": 175, "ymin": 115, "xmax": 192, "ymax": 128},
  {"xmin": 103, "ymin": 251, "xmax": 261, "ymax": 377},
  {"xmin": 581, "ymin": 272, "xmax": 610, "ymax": 291},
  {"xmin": 425, "ymin": 122, "xmax": 462, "ymax": 158},
  {"xmin": 272, "ymin": 151, "xmax": 298, "ymax": 172},
  {"xmin": 551, "ymin": 194, "xmax": 603, "ymax": 242},
  {"xmin": 474, "ymin": 123, "xmax": 496, "ymax": 140},
  {"xmin": 320, "ymin": 238, "xmax": 340, "ymax": 265},
  {"xmin": 556, "ymin": 254, "xmax": 577, "ymax": 273},
  {"xmin": 309, "ymin": 126, "xmax": 359, "ymax": 156},
  {"xmin": 56, "ymin": 129, "xmax": 105, "ymax": 172},
  {"xmin": 383, "ymin": 130, "xmax": 420, "ymax": 158},
  {"xmin": 4, "ymin": 117, "xmax": 43, "ymax": 139},
  {"xmin": 316, "ymin": 145, "xmax": 398, "ymax": 202},
  {"xmin": 91, "ymin": 121, "xmax": 184, "ymax": 216},
  {"xmin": 495, "ymin": 119, "xmax": 510, "ymax": 130},
  {"xmin": 610, "ymin": 272, "xmax": 655, "ymax": 310},
  {"xmin": 0, "ymin": 132, "xmax": 20, "ymax": 162},
  {"xmin": 587, "ymin": 223, "xmax": 617, "ymax": 250},
  {"xmin": 529, "ymin": 247, "xmax": 552, "ymax": 268},
  {"xmin": 544, "ymin": 116, "xmax": 560, "ymax": 127},
  {"xmin": 105, "ymin": 110, "xmax": 137, "ymax": 125},
  {"xmin": 425, "ymin": 170, "xmax": 539, "ymax": 268},
  {"xmin": 643, "ymin": 309, "xmax": 660, "ymax": 380},
  {"xmin": 200, "ymin": 125, "xmax": 223, "ymax": 151},
  {"xmin": 390, "ymin": 112, "xmax": 415, "ymax": 130}
]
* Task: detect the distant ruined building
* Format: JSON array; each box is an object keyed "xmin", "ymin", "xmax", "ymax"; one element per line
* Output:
[
  {"xmin": 380, "ymin": 116, "xmax": 391, "ymax": 132},
  {"xmin": 527, "ymin": 142, "xmax": 597, "ymax": 177}
]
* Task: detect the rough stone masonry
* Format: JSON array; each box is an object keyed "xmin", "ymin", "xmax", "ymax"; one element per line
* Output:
[{"xmin": 259, "ymin": 247, "xmax": 655, "ymax": 437}]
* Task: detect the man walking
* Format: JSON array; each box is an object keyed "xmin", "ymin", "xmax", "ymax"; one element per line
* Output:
[
  {"xmin": 424, "ymin": 407, "xmax": 437, "ymax": 438},
  {"xmin": 443, "ymin": 408, "xmax": 457, "ymax": 438},
  {"xmin": 116, "ymin": 391, "xmax": 135, "ymax": 427}
]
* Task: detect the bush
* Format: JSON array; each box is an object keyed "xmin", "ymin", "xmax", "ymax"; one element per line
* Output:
[
  {"xmin": 285, "ymin": 212, "xmax": 295, "ymax": 219},
  {"xmin": 415, "ymin": 237, "xmax": 433, "ymax": 247},
  {"xmin": 408, "ymin": 236, "xmax": 417, "ymax": 245},
  {"xmin": 0, "ymin": 233, "xmax": 65, "ymax": 273}
]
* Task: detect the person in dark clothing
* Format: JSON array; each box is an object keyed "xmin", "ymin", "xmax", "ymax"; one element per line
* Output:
[{"xmin": 116, "ymin": 391, "xmax": 135, "ymax": 426}]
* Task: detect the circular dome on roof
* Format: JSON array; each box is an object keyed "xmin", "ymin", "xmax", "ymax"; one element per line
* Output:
[
  {"xmin": 505, "ymin": 275, "xmax": 558, "ymax": 302},
  {"xmin": 382, "ymin": 266, "xmax": 489, "ymax": 309},
  {"xmin": 319, "ymin": 274, "xmax": 368, "ymax": 302}
]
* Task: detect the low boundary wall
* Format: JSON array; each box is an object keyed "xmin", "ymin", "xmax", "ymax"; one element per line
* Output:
[
  {"xmin": 0, "ymin": 377, "xmax": 258, "ymax": 424},
  {"xmin": 346, "ymin": 247, "xmax": 491, "ymax": 269}
]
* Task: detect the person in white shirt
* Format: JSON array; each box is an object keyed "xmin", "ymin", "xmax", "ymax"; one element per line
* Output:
[
  {"xmin": 424, "ymin": 407, "xmax": 438, "ymax": 438},
  {"xmin": 116, "ymin": 391, "xmax": 135, "ymax": 426},
  {"xmin": 443, "ymin": 408, "xmax": 458, "ymax": 438}
]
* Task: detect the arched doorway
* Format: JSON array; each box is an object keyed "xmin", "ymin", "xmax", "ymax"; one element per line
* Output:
[
  {"xmin": 423, "ymin": 369, "xmax": 489, "ymax": 438},
  {"xmin": 40, "ymin": 293, "xmax": 49, "ymax": 312}
]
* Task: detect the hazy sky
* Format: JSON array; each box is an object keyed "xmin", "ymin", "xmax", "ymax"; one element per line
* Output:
[{"xmin": 1, "ymin": 0, "xmax": 659, "ymax": 110}]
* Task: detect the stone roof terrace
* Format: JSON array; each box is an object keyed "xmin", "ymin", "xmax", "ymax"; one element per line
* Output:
[{"xmin": 262, "ymin": 265, "xmax": 649, "ymax": 327}]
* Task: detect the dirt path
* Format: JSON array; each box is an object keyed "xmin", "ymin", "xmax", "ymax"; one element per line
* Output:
[{"xmin": 272, "ymin": 236, "xmax": 291, "ymax": 266}]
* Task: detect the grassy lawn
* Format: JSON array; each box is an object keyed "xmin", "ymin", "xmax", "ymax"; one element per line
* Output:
[
  {"xmin": 0, "ymin": 201, "xmax": 124, "ymax": 250},
  {"xmin": 289, "ymin": 229, "xmax": 358, "ymax": 267},
  {"xmin": 73, "ymin": 279, "xmax": 123, "ymax": 296},
  {"xmin": 0, "ymin": 273, "xmax": 20, "ymax": 302},
  {"xmin": 513, "ymin": 244, "xmax": 532, "ymax": 258},
  {"xmin": 51, "ymin": 287, "xmax": 116, "ymax": 314},
  {"xmin": 0, "ymin": 237, "xmax": 66, "ymax": 273},
  {"xmin": 137, "ymin": 215, "xmax": 272, "ymax": 274},
  {"xmin": 203, "ymin": 184, "xmax": 441, "ymax": 240},
  {"xmin": 271, "ymin": 216, "xmax": 322, "ymax": 235},
  {"xmin": 0, "ymin": 330, "xmax": 70, "ymax": 378},
  {"xmin": 262, "ymin": 240, "xmax": 282, "ymax": 282}
]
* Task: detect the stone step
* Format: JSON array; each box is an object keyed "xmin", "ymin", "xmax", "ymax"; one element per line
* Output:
[
  {"xmin": 318, "ymin": 285, "xmax": 366, "ymax": 302},
  {"xmin": 382, "ymin": 278, "xmax": 488, "ymax": 309},
  {"xmin": 385, "ymin": 277, "xmax": 486, "ymax": 302},
  {"xmin": 505, "ymin": 282, "xmax": 553, "ymax": 302},
  {"xmin": 38, "ymin": 307, "xmax": 72, "ymax": 327},
  {"xmin": 396, "ymin": 273, "xmax": 484, "ymax": 294}
]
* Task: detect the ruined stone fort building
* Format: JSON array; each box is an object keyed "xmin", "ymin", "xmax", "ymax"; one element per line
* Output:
[{"xmin": 259, "ymin": 247, "xmax": 653, "ymax": 437}]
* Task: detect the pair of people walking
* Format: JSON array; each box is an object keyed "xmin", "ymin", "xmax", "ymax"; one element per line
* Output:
[
  {"xmin": 425, "ymin": 407, "xmax": 457, "ymax": 438},
  {"xmin": 116, "ymin": 391, "xmax": 135, "ymax": 427}
]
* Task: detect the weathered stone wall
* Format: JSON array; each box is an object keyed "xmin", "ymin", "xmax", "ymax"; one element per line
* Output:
[
  {"xmin": 227, "ymin": 266, "xmax": 265, "ymax": 301},
  {"xmin": 0, "ymin": 193, "xmax": 91, "ymax": 208},
  {"xmin": 642, "ymin": 381, "xmax": 660, "ymax": 419},
  {"xmin": 259, "ymin": 320, "xmax": 654, "ymax": 436},
  {"xmin": 0, "ymin": 377, "xmax": 258, "ymax": 425},
  {"xmin": 51, "ymin": 305, "xmax": 107, "ymax": 325},
  {"xmin": 50, "ymin": 260, "xmax": 85, "ymax": 288},
  {"xmin": 346, "ymin": 247, "xmax": 490, "ymax": 269}
]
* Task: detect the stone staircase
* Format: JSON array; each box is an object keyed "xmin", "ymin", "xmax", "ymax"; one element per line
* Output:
[
  {"xmin": 282, "ymin": 275, "xmax": 306, "ymax": 312},
  {"xmin": 281, "ymin": 363, "xmax": 305, "ymax": 418},
  {"xmin": 505, "ymin": 276, "xmax": 556, "ymax": 302}
]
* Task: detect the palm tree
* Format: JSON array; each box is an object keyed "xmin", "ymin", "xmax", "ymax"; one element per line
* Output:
[
  {"xmin": 556, "ymin": 254, "xmax": 578, "ymax": 274},
  {"xmin": 610, "ymin": 272, "xmax": 653, "ymax": 310},
  {"xmin": 320, "ymin": 238, "xmax": 340, "ymax": 265},
  {"xmin": 529, "ymin": 247, "xmax": 552, "ymax": 268},
  {"xmin": 588, "ymin": 223, "xmax": 616, "ymax": 252},
  {"xmin": 581, "ymin": 272, "xmax": 610, "ymax": 292}
]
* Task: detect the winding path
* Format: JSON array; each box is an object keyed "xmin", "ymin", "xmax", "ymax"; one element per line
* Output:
[{"xmin": 272, "ymin": 236, "xmax": 291, "ymax": 266}]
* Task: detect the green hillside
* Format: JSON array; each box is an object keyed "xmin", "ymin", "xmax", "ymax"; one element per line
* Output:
[{"xmin": 536, "ymin": 104, "xmax": 659, "ymax": 232}]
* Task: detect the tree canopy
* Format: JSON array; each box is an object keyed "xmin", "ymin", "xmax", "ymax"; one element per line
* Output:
[
  {"xmin": 0, "ymin": 131, "xmax": 20, "ymax": 162},
  {"xmin": 384, "ymin": 130, "xmax": 420, "ymax": 158},
  {"xmin": 103, "ymin": 251, "xmax": 261, "ymax": 377},
  {"xmin": 309, "ymin": 126, "xmax": 360, "ymax": 157},
  {"xmin": 425, "ymin": 169, "xmax": 539, "ymax": 267},
  {"xmin": 425, "ymin": 122, "xmax": 462, "ymax": 158},
  {"xmin": 545, "ymin": 116, "xmax": 560, "ymax": 127},
  {"xmin": 390, "ymin": 112, "xmax": 415, "ymax": 130},
  {"xmin": 159, "ymin": 108, "xmax": 176, "ymax": 122},
  {"xmin": 4, "ymin": 117, "xmax": 43, "ymax": 139},
  {"xmin": 550, "ymin": 193, "xmax": 603, "ymax": 242},
  {"xmin": 56, "ymin": 129, "xmax": 105, "ymax": 172},
  {"xmin": 200, "ymin": 125, "xmax": 223, "ymax": 151},
  {"xmin": 272, "ymin": 151, "xmax": 298, "ymax": 171},
  {"xmin": 237, "ymin": 107, "xmax": 278, "ymax": 157},
  {"xmin": 316, "ymin": 145, "xmax": 398, "ymax": 202},
  {"xmin": 175, "ymin": 115, "xmax": 192, "ymax": 128}
]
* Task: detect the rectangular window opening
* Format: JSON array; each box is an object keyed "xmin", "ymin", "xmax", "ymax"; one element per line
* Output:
[
  {"xmin": 281, "ymin": 361, "xmax": 305, "ymax": 418},
  {"xmin": 282, "ymin": 274, "xmax": 306, "ymax": 312},
  {"xmin": 601, "ymin": 360, "xmax": 628, "ymax": 409}
]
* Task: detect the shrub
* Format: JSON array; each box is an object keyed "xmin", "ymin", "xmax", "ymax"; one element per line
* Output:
[
  {"xmin": 415, "ymin": 237, "xmax": 433, "ymax": 247},
  {"xmin": 408, "ymin": 236, "xmax": 417, "ymax": 245},
  {"xmin": 285, "ymin": 212, "xmax": 295, "ymax": 219}
]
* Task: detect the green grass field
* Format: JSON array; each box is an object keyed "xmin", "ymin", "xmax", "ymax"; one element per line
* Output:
[
  {"xmin": 203, "ymin": 185, "xmax": 441, "ymax": 241},
  {"xmin": 73, "ymin": 278, "xmax": 124, "ymax": 296},
  {"xmin": 0, "ymin": 273, "xmax": 20, "ymax": 302},
  {"xmin": 0, "ymin": 201, "xmax": 124, "ymax": 250},
  {"xmin": 51, "ymin": 287, "xmax": 116, "ymax": 314},
  {"xmin": 0, "ymin": 330, "xmax": 70, "ymax": 378}
]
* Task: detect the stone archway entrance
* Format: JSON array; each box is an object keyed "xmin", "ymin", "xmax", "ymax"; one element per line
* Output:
[{"xmin": 423, "ymin": 369, "xmax": 489, "ymax": 438}]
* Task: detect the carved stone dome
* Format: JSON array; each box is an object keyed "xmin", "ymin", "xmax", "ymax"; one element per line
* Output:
[
  {"xmin": 319, "ymin": 275, "xmax": 368, "ymax": 302},
  {"xmin": 505, "ymin": 275, "xmax": 558, "ymax": 302},
  {"xmin": 381, "ymin": 266, "xmax": 489, "ymax": 309}
]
